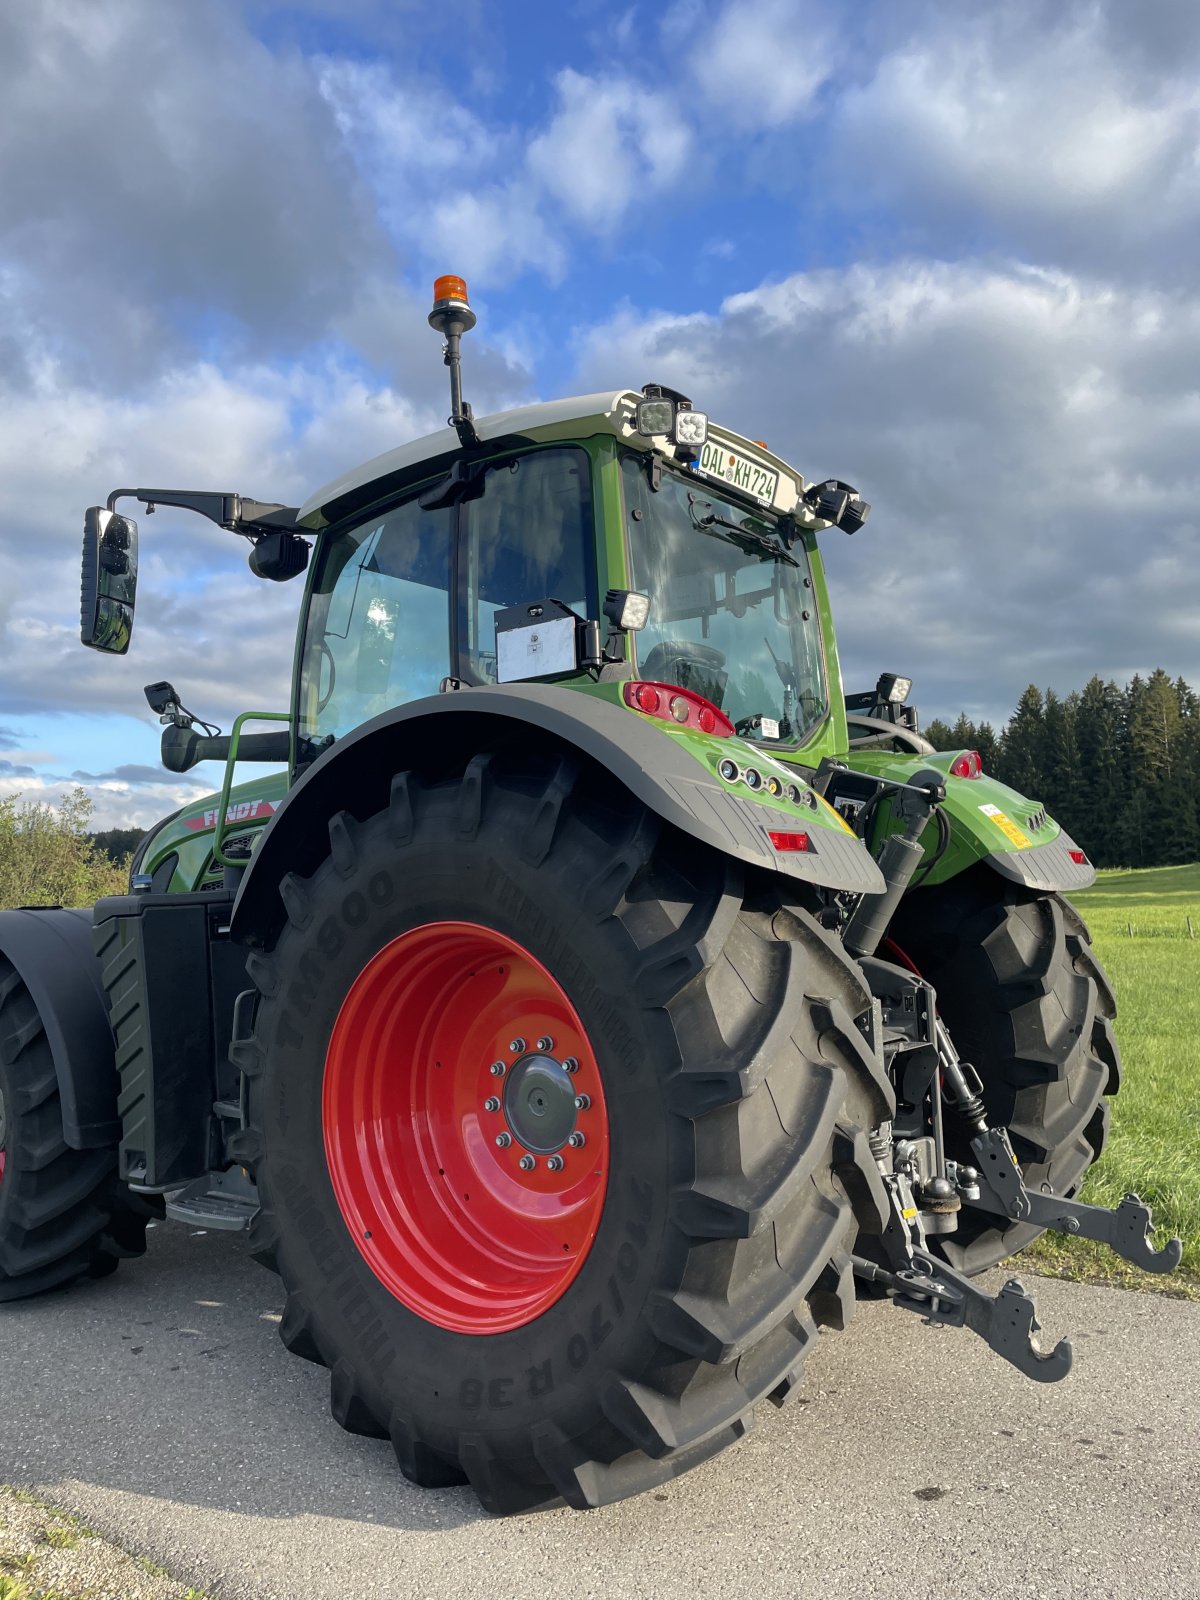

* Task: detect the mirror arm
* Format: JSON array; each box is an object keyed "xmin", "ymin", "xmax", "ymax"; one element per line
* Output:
[
  {"xmin": 105, "ymin": 488, "xmax": 299, "ymax": 536},
  {"xmin": 160, "ymin": 725, "xmax": 292, "ymax": 774}
]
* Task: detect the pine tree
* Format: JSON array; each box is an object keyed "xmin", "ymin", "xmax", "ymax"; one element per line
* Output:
[
  {"xmin": 914, "ymin": 671, "xmax": 1199, "ymax": 867},
  {"xmin": 1073, "ymin": 677, "xmax": 1127, "ymax": 866},
  {"xmin": 997, "ymin": 685, "xmax": 1046, "ymax": 798},
  {"xmin": 1041, "ymin": 690, "xmax": 1082, "ymax": 829},
  {"xmin": 1127, "ymin": 668, "xmax": 1180, "ymax": 779},
  {"xmin": 973, "ymin": 722, "xmax": 1001, "ymax": 774}
]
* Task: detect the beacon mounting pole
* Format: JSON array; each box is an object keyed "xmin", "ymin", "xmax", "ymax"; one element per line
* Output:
[{"xmin": 428, "ymin": 275, "xmax": 479, "ymax": 448}]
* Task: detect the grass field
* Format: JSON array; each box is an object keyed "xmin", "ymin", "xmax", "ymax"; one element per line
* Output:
[{"xmin": 1025, "ymin": 862, "xmax": 1200, "ymax": 1295}]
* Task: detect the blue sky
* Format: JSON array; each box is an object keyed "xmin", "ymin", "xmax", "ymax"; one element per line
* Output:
[{"xmin": 2, "ymin": 0, "xmax": 1199, "ymax": 827}]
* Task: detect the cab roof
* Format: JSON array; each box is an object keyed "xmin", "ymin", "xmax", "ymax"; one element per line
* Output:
[{"xmin": 296, "ymin": 389, "xmax": 808, "ymax": 529}]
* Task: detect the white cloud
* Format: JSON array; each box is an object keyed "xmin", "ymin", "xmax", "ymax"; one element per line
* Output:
[
  {"xmin": 836, "ymin": 5, "xmax": 1200, "ymax": 279},
  {"xmin": 319, "ymin": 59, "xmax": 693, "ymax": 283},
  {"xmin": 318, "ymin": 57, "xmax": 497, "ymax": 179},
  {"xmin": 528, "ymin": 71, "xmax": 692, "ymax": 231},
  {"xmin": 571, "ymin": 257, "xmax": 1200, "ymax": 726},
  {"xmin": 685, "ymin": 0, "xmax": 837, "ymax": 131},
  {"xmin": 0, "ymin": 349, "xmax": 444, "ymax": 742},
  {"xmin": 427, "ymin": 187, "xmax": 568, "ymax": 285},
  {"xmin": 0, "ymin": 0, "xmax": 383, "ymax": 376}
]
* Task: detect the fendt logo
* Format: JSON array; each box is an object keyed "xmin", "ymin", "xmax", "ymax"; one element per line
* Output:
[{"xmin": 180, "ymin": 799, "xmax": 277, "ymax": 833}]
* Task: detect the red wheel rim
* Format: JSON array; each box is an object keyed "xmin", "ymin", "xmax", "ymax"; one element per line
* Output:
[{"xmin": 323, "ymin": 921, "xmax": 610, "ymax": 1335}]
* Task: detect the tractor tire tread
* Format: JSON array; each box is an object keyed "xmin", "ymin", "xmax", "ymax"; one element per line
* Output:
[
  {"xmin": 246, "ymin": 758, "xmax": 889, "ymax": 1512},
  {"xmin": 0, "ymin": 959, "xmax": 151, "ymax": 1297},
  {"xmin": 889, "ymin": 869, "xmax": 1118, "ymax": 1275}
]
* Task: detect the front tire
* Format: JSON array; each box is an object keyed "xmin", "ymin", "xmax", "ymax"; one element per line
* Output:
[
  {"xmin": 889, "ymin": 867, "xmax": 1119, "ymax": 1275},
  {"xmin": 243, "ymin": 755, "xmax": 893, "ymax": 1513}
]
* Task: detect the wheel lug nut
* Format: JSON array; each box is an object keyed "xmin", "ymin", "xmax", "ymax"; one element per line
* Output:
[
  {"xmin": 563, "ymin": 1056, "xmax": 579, "ymax": 1073},
  {"xmin": 484, "ymin": 1096, "xmax": 501, "ymax": 1113},
  {"xmin": 568, "ymin": 1132, "xmax": 586, "ymax": 1149},
  {"xmin": 509, "ymin": 1037, "xmax": 526, "ymax": 1054},
  {"xmin": 574, "ymin": 1094, "xmax": 590, "ymax": 1110},
  {"xmin": 547, "ymin": 1155, "xmax": 564, "ymax": 1172},
  {"xmin": 490, "ymin": 1061, "xmax": 506, "ymax": 1077},
  {"xmin": 536, "ymin": 1035, "xmax": 554, "ymax": 1053},
  {"xmin": 518, "ymin": 1154, "xmax": 536, "ymax": 1171},
  {"xmin": 495, "ymin": 1132, "xmax": 512, "ymax": 1148}
]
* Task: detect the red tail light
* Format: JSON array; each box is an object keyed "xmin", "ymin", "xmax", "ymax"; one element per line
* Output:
[
  {"xmin": 1069, "ymin": 849, "xmax": 1088, "ymax": 865},
  {"xmin": 949, "ymin": 750, "xmax": 983, "ymax": 779},
  {"xmin": 623, "ymin": 681, "xmax": 734, "ymax": 737},
  {"xmin": 768, "ymin": 831, "xmax": 811, "ymax": 852}
]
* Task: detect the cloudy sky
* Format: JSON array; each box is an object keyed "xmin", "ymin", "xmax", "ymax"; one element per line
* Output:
[{"xmin": 3, "ymin": 0, "xmax": 1198, "ymax": 828}]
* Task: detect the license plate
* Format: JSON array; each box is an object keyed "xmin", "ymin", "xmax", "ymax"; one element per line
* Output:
[{"xmin": 697, "ymin": 440, "xmax": 779, "ymax": 506}]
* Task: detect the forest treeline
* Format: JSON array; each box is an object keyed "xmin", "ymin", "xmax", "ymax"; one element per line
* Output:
[{"xmin": 926, "ymin": 668, "xmax": 1198, "ymax": 869}]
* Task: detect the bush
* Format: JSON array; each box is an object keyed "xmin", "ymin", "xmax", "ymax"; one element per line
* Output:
[{"xmin": 0, "ymin": 789, "xmax": 130, "ymax": 909}]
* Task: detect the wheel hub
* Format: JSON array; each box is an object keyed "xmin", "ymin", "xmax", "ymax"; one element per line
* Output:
[{"xmin": 502, "ymin": 1054, "xmax": 577, "ymax": 1154}]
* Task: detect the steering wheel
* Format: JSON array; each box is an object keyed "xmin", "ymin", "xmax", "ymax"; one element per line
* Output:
[{"xmin": 639, "ymin": 640, "xmax": 728, "ymax": 707}]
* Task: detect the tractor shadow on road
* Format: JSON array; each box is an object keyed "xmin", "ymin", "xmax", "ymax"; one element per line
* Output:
[{"xmin": 2, "ymin": 1223, "xmax": 488, "ymax": 1533}]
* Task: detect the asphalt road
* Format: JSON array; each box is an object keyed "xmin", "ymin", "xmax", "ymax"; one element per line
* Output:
[{"xmin": 3, "ymin": 1222, "xmax": 1199, "ymax": 1600}]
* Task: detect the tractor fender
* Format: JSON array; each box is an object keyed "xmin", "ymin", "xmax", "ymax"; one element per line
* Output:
[
  {"xmin": 229, "ymin": 683, "xmax": 884, "ymax": 947},
  {"xmin": 981, "ymin": 829, "xmax": 1096, "ymax": 894},
  {"xmin": 0, "ymin": 907, "xmax": 118, "ymax": 1148},
  {"xmin": 839, "ymin": 751, "xmax": 1096, "ymax": 894}
]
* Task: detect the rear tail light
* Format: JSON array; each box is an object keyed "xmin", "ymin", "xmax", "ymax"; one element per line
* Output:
[
  {"xmin": 623, "ymin": 681, "xmax": 733, "ymax": 737},
  {"xmin": 949, "ymin": 750, "xmax": 983, "ymax": 779},
  {"xmin": 769, "ymin": 831, "xmax": 811, "ymax": 852},
  {"xmin": 1069, "ymin": 849, "xmax": 1088, "ymax": 866}
]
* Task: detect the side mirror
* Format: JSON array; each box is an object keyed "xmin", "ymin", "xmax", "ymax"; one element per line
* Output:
[{"xmin": 81, "ymin": 507, "xmax": 139, "ymax": 654}]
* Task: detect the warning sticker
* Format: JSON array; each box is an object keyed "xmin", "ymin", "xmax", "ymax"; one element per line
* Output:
[{"xmin": 979, "ymin": 802, "xmax": 1031, "ymax": 849}]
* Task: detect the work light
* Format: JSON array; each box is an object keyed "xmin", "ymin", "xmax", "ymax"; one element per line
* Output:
[
  {"xmin": 604, "ymin": 589, "xmax": 651, "ymax": 632},
  {"xmin": 877, "ymin": 673, "xmax": 913, "ymax": 704},
  {"xmin": 635, "ymin": 399, "xmax": 675, "ymax": 436},
  {"xmin": 673, "ymin": 409, "xmax": 708, "ymax": 447}
]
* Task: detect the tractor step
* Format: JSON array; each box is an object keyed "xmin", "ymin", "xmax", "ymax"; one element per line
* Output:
[{"xmin": 164, "ymin": 1168, "xmax": 259, "ymax": 1231}]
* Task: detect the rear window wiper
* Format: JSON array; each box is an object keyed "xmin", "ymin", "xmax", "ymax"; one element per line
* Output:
[{"xmin": 688, "ymin": 495, "xmax": 798, "ymax": 565}]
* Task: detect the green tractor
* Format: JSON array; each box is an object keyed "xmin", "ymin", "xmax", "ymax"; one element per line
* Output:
[{"xmin": 0, "ymin": 276, "xmax": 1180, "ymax": 1513}]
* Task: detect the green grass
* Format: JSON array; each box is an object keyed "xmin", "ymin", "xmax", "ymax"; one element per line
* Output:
[
  {"xmin": 1025, "ymin": 863, "xmax": 1200, "ymax": 1295},
  {"xmin": 0, "ymin": 1487, "xmax": 213, "ymax": 1600}
]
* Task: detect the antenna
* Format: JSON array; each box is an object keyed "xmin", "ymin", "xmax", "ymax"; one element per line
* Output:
[{"xmin": 428, "ymin": 275, "xmax": 479, "ymax": 447}]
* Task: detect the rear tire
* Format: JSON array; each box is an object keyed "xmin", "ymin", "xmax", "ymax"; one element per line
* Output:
[
  {"xmin": 0, "ymin": 959, "xmax": 155, "ymax": 1300},
  {"xmin": 243, "ymin": 755, "xmax": 893, "ymax": 1513},
  {"xmin": 888, "ymin": 866, "xmax": 1119, "ymax": 1275}
]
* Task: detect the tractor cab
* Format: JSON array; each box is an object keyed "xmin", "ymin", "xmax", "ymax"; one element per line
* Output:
[
  {"xmin": 288, "ymin": 387, "xmax": 854, "ymax": 770},
  {"xmin": 80, "ymin": 276, "xmax": 871, "ymax": 795}
]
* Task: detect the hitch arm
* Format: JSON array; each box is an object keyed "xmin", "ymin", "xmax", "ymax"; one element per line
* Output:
[
  {"xmin": 853, "ymin": 1251, "xmax": 1074, "ymax": 1384},
  {"xmin": 971, "ymin": 1129, "xmax": 1183, "ymax": 1273}
]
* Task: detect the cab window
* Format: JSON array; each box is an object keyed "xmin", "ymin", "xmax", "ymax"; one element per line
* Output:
[
  {"xmin": 298, "ymin": 496, "xmax": 453, "ymax": 744},
  {"xmin": 457, "ymin": 448, "xmax": 593, "ymax": 683}
]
